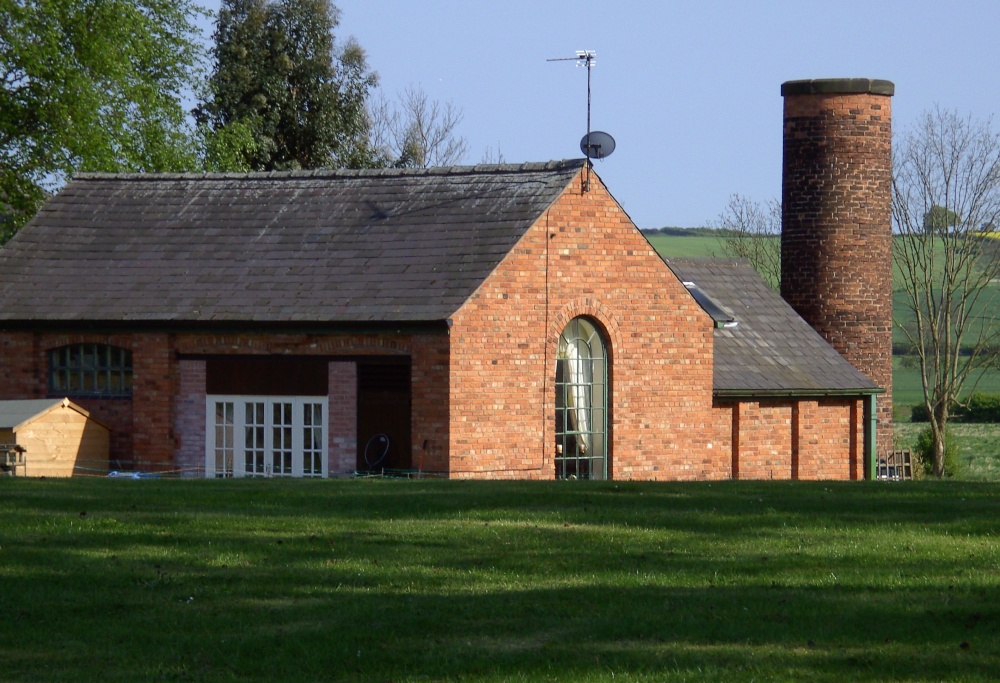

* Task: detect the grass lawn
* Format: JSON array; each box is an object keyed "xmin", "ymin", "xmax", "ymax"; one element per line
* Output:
[{"xmin": 2, "ymin": 478, "xmax": 1000, "ymax": 682}]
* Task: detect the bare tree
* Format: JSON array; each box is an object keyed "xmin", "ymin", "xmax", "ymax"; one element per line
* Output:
[
  {"xmin": 892, "ymin": 107, "xmax": 1000, "ymax": 476},
  {"xmin": 369, "ymin": 86, "xmax": 468, "ymax": 168},
  {"xmin": 713, "ymin": 194, "xmax": 782, "ymax": 289},
  {"xmin": 480, "ymin": 145, "xmax": 506, "ymax": 164}
]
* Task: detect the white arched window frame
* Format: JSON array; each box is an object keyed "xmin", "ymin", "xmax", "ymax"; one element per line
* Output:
[{"xmin": 555, "ymin": 317, "xmax": 608, "ymax": 480}]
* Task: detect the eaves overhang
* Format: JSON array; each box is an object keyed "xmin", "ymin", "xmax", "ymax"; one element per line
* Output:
[
  {"xmin": 713, "ymin": 386, "xmax": 885, "ymax": 400},
  {"xmin": 0, "ymin": 318, "xmax": 452, "ymax": 336}
]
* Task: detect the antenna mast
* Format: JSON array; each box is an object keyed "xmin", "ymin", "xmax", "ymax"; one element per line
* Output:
[{"xmin": 547, "ymin": 50, "xmax": 610, "ymax": 192}]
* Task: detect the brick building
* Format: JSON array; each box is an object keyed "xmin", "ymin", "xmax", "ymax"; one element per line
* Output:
[{"xmin": 0, "ymin": 79, "xmax": 893, "ymax": 480}]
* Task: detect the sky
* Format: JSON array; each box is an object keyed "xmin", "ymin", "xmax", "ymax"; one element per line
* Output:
[{"xmin": 194, "ymin": 0, "xmax": 1000, "ymax": 229}]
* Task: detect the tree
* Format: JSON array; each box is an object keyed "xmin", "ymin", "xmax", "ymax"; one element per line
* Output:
[
  {"xmin": 369, "ymin": 86, "xmax": 468, "ymax": 168},
  {"xmin": 713, "ymin": 193, "xmax": 782, "ymax": 289},
  {"xmin": 0, "ymin": 0, "xmax": 206, "ymax": 243},
  {"xmin": 923, "ymin": 204, "xmax": 962, "ymax": 231},
  {"xmin": 892, "ymin": 107, "xmax": 1000, "ymax": 477},
  {"xmin": 196, "ymin": 118, "xmax": 263, "ymax": 173},
  {"xmin": 200, "ymin": 0, "xmax": 380, "ymax": 171}
]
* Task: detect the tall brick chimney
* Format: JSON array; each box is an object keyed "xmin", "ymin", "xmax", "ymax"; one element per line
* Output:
[{"xmin": 780, "ymin": 78, "xmax": 894, "ymax": 457}]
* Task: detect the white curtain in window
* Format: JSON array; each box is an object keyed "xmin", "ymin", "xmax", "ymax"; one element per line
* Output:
[{"xmin": 565, "ymin": 337, "xmax": 592, "ymax": 455}]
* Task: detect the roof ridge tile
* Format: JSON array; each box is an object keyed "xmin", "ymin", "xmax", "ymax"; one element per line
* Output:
[{"xmin": 72, "ymin": 159, "xmax": 587, "ymax": 183}]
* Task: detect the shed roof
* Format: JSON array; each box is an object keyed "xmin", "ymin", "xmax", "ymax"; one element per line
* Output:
[
  {"xmin": 0, "ymin": 160, "xmax": 585, "ymax": 325},
  {"xmin": 667, "ymin": 258, "xmax": 879, "ymax": 396},
  {"xmin": 0, "ymin": 398, "xmax": 96, "ymax": 431}
]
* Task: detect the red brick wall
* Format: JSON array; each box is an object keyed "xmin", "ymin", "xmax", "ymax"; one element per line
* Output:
[
  {"xmin": 795, "ymin": 399, "xmax": 862, "ymax": 480},
  {"xmin": 410, "ymin": 334, "xmax": 450, "ymax": 475},
  {"xmin": 732, "ymin": 400, "xmax": 794, "ymax": 479},
  {"xmin": 0, "ymin": 333, "xmax": 41, "ymax": 396},
  {"xmin": 712, "ymin": 403, "xmax": 736, "ymax": 479},
  {"xmin": 328, "ymin": 362, "xmax": 357, "ymax": 477},
  {"xmin": 131, "ymin": 333, "xmax": 175, "ymax": 470},
  {"xmin": 716, "ymin": 397, "xmax": 863, "ymax": 480},
  {"xmin": 781, "ymin": 80, "xmax": 894, "ymax": 453},
  {"xmin": 174, "ymin": 359, "xmax": 206, "ymax": 476},
  {"xmin": 0, "ymin": 330, "xmax": 450, "ymax": 475},
  {"xmin": 447, "ymin": 169, "xmax": 719, "ymax": 480}
]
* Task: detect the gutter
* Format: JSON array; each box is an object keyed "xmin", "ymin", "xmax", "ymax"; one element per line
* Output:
[{"xmin": 713, "ymin": 387, "xmax": 884, "ymax": 400}]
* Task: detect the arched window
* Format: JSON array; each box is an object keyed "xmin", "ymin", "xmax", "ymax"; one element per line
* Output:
[
  {"xmin": 555, "ymin": 317, "xmax": 608, "ymax": 479},
  {"xmin": 49, "ymin": 344, "xmax": 133, "ymax": 396}
]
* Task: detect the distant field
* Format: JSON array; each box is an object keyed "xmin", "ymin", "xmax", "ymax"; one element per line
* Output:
[
  {"xmin": 643, "ymin": 232, "xmax": 725, "ymax": 259},
  {"xmin": 645, "ymin": 231, "xmax": 1000, "ymax": 294},
  {"xmin": 643, "ymin": 232, "xmax": 722, "ymax": 258},
  {"xmin": 893, "ymin": 356, "xmax": 1000, "ymax": 420},
  {"xmin": 892, "ymin": 287, "xmax": 999, "ymax": 348}
]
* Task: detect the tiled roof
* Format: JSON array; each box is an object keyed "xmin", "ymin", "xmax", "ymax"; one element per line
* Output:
[
  {"xmin": 0, "ymin": 160, "xmax": 585, "ymax": 324},
  {"xmin": 667, "ymin": 258, "xmax": 879, "ymax": 396}
]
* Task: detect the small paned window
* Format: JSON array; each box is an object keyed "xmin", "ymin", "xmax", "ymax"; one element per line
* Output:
[{"xmin": 49, "ymin": 344, "xmax": 133, "ymax": 396}]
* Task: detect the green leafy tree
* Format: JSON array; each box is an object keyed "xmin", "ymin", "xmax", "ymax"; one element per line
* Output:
[
  {"xmin": 200, "ymin": 0, "xmax": 380, "ymax": 171},
  {"xmin": 893, "ymin": 107, "xmax": 1000, "ymax": 477},
  {"xmin": 197, "ymin": 119, "xmax": 262, "ymax": 173},
  {"xmin": 0, "ymin": 0, "xmax": 206, "ymax": 242}
]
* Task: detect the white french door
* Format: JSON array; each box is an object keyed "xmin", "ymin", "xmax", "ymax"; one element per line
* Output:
[{"xmin": 206, "ymin": 396, "xmax": 327, "ymax": 478}]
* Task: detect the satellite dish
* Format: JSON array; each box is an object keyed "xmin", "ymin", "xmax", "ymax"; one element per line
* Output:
[{"xmin": 580, "ymin": 131, "xmax": 616, "ymax": 159}]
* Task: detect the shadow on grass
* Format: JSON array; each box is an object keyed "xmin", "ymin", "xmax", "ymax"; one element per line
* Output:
[{"xmin": 1, "ymin": 478, "xmax": 999, "ymax": 681}]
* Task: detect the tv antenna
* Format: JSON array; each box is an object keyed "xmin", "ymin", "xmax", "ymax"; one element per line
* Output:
[{"xmin": 547, "ymin": 50, "xmax": 615, "ymax": 192}]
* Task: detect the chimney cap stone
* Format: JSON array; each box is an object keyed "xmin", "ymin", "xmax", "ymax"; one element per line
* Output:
[{"xmin": 781, "ymin": 78, "xmax": 894, "ymax": 97}]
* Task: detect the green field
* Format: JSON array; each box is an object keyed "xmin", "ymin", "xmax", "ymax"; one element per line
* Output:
[
  {"xmin": 892, "ymin": 356, "xmax": 1000, "ymax": 420},
  {"xmin": 892, "ymin": 288, "xmax": 1000, "ymax": 349},
  {"xmin": 644, "ymin": 232, "xmax": 727, "ymax": 259},
  {"xmin": 3, "ymin": 478, "xmax": 1000, "ymax": 682}
]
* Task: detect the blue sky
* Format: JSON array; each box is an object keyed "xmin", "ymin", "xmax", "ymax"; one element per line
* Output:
[{"xmin": 195, "ymin": 1, "xmax": 1000, "ymax": 229}]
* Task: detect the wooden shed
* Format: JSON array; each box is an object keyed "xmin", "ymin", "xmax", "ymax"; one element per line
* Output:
[{"xmin": 0, "ymin": 398, "xmax": 110, "ymax": 477}]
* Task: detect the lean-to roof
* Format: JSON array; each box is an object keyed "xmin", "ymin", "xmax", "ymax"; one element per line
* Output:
[{"xmin": 668, "ymin": 258, "xmax": 879, "ymax": 396}]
